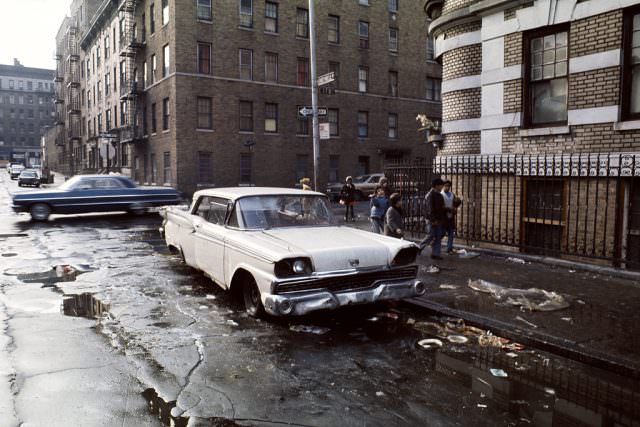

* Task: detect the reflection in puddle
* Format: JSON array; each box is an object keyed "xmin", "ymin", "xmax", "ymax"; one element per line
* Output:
[
  {"xmin": 17, "ymin": 265, "xmax": 90, "ymax": 286},
  {"xmin": 62, "ymin": 293, "xmax": 109, "ymax": 319}
]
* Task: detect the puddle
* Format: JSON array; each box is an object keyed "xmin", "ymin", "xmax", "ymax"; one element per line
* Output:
[
  {"xmin": 16, "ymin": 265, "xmax": 90, "ymax": 285},
  {"xmin": 0, "ymin": 233, "xmax": 28, "ymax": 239},
  {"xmin": 1, "ymin": 253, "xmax": 17, "ymax": 257},
  {"xmin": 62, "ymin": 293, "xmax": 110, "ymax": 319}
]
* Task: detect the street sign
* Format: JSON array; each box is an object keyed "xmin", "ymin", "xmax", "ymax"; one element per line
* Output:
[
  {"xmin": 317, "ymin": 72, "xmax": 335, "ymax": 87},
  {"xmin": 319, "ymin": 123, "xmax": 330, "ymax": 140},
  {"xmin": 298, "ymin": 106, "xmax": 328, "ymax": 117}
]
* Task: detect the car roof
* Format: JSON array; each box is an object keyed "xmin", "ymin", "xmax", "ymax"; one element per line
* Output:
[{"xmin": 193, "ymin": 187, "xmax": 326, "ymax": 201}]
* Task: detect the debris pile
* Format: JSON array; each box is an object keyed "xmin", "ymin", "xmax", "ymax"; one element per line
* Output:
[{"xmin": 468, "ymin": 279, "xmax": 570, "ymax": 311}]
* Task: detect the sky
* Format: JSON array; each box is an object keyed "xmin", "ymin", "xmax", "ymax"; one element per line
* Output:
[{"xmin": 0, "ymin": 0, "xmax": 69, "ymax": 70}]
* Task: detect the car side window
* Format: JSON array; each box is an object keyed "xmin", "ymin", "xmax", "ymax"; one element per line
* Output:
[
  {"xmin": 194, "ymin": 196, "xmax": 211, "ymax": 219},
  {"xmin": 207, "ymin": 197, "xmax": 229, "ymax": 225},
  {"xmin": 94, "ymin": 178, "xmax": 125, "ymax": 189}
]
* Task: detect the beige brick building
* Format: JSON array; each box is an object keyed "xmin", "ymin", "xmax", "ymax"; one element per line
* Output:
[
  {"xmin": 49, "ymin": 0, "xmax": 441, "ymax": 193},
  {"xmin": 424, "ymin": 0, "xmax": 640, "ymax": 269}
]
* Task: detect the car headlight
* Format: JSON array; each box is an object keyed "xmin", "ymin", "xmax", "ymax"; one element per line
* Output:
[
  {"xmin": 392, "ymin": 247, "xmax": 420, "ymax": 266},
  {"xmin": 275, "ymin": 258, "xmax": 313, "ymax": 277}
]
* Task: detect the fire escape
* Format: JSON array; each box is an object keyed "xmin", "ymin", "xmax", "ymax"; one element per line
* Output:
[
  {"xmin": 66, "ymin": 21, "xmax": 81, "ymax": 175},
  {"xmin": 119, "ymin": 0, "xmax": 145, "ymax": 144},
  {"xmin": 53, "ymin": 40, "xmax": 66, "ymax": 149}
]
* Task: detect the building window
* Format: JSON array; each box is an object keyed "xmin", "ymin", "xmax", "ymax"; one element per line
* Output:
[
  {"xmin": 239, "ymin": 49, "xmax": 253, "ymax": 80},
  {"xmin": 198, "ymin": 42, "xmax": 212, "ymax": 74},
  {"xmin": 329, "ymin": 61, "xmax": 340, "ymax": 88},
  {"xmin": 265, "ymin": 2, "xmax": 278, "ymax": 33},
  {"xmin": 239, "ymin": 100, "xmax": 253, "ymax": 131},
  {"xmin": 163, "ymin": 152, "xmax": 171, "ymax": 184},
  {"xmin": 357, "ymin": 156, "xmax": 370, "ymax": 175},
  {"xmin": 151, "ymin": 54, "xmax": 157, "ymax": 83},
  {"xmin": 328, "ymin": 108, "xmax": 339, "ymax": 136},
  {"xmin": 329, "ymin": 155, "xmax": 339, "ymax": 182},
  {"xmin": 264, "ymin": 103, "xmax": 278, "ymax": 133},
  {"xmin": 162, "ymin": 44, "xmax": 170, "ymax": 77},
  {"xmin": 240, "ymin": 153, "xmax": 252, "ymax": 184},
  {"xmin": 359, "ymin": 0, "xmax": 369, "ymax": 5},
  {"xmin": 162, "ymin": 0, "xmax": 169, "ymax": 25},
  {"xmin": 525, "ymin": 28, "xmax": 568, "ymax": 126},
  {"xmin": 143, "ymin": 61, "xmax": 148, "ymax": 87},
  {"xmin": 297, "ymin": 57, "xmax": 310, "ymax": 86},
  {"xmin": 622, "ymin": 9, "xmax": 640, "ymax": 119},
  {"xmin": 389, "ymin": 28, "xmax": 399, "ymax": 52},
  {"xmin": 359, "ymin": 21, "xmax": 369, "ymax": 49},
  {"xmin": 151, "ymin": 153, "xmax": 157, "ymax": 183},
  {"xmin": 295, "ymin": 154, "xmax": 309, "ymax": 181},
  {"xmin": 358, "ymin": 111, "xmax": 368, "ymax": 138},
  {"xmin": 141, "ymin": 13, "xmax": 146, "ymax": 41},
  {"xmin": 239, "ymin": 0, "xmax": 253, "ymax": 28},
  {"xmin": 296, "ymin": 8, "xmax": 309, "ymax": 38},
  {"xmin": 106, "ymin": 109, "xmax": 112, "ymax": 130},
  {"xmin": 358, "ymin": 66, "xmax": 368, "ymax": 93},
  {"xmin": 162, "ymin": 97, "xmax": 169, "ymax": 130},
  {"xmin": 389, "ymin": 71, "xmax": 398, "ymax": 97},
  {"xmin": 150, "ymin": 3, "xmax": 155, "ymax": 34},
  {"xmin": 426, "ymin": 77, "xmax": 441, "ymax": 101},
  {"xmin": 105, "ymin": 73, "xmax": 110, "ymax": 95},
  {"xmin": 426, "ymin": 37, "xmax": 435, "ymax": 60},
  {"xmin": 197, "ymin": 0, "xmax": 212, "ymax": 21},
  {"xmin": 197, "ymin": 97, "xmax": 212, "ymax": 129},
  {"xmin": 105, "ymin": 35, "xmax": 110, "ymax": 59},
  {"xmin": 198, "ymin": 151, "xmax": 213, "ymax": 183},
  {"xmin": 388, "ymin": 113, "xmax": 398, "ymax": 139},
  {"xmin": 328, "ymin": 15, "xmax": 340, "ymax": 43},
  {"xmin": 265, "ymin": 52, "xmax": 278, "ymax": 82},
  {"xmin": 389, "ymin": 0, "xmax": 398, "ymax": 12},
  {"xmin": 296, "ymin": 105, "xmax": 309, "ymax": 135}
]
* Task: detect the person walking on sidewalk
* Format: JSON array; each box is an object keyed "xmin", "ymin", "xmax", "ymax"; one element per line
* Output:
[
  {"xmin": 384, "ymin": 193, "xmax": 404, "ymax": 238},
  {"xmin": 340, "ymin": 176, "xmax": 357, "ymax": 222},
  {"xmin": 441, "ymin": 180, "xmax": 461, "ymax": 254},
  {"xmin": 370, "ymin": 187, "xmax": 389, "ymax": 234},
  {"xmin": 376, "ymin": 177, "xmax": 394, "ymax": 198},
  {"xmin": 419, "ymin": 178, "xmax": 446, "ymax": 259},
  {"xmin": 300, "ymin": 177, "xmax": 312, "ymax": 191}
]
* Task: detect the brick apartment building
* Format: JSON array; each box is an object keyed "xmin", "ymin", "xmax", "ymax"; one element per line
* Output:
[
  {"xmin": 0, "ymin": 60, "xmax": 55, "ymax": 167},
  {"xmin": 423, "ymin": 0, "xmax": 640, "ymax": 269},
  {"xmin": 47, "ymin": 0, "xmax": 442, "ymax": 193}
]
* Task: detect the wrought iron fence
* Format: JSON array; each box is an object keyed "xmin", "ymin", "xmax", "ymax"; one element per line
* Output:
[{"xmin": 385, "ymin": 153, "xmax": 640, "ymax": 269}]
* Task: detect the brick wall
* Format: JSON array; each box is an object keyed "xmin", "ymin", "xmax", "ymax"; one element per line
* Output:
[
  {"xmin": 442, "ymin": 88, "xmax": 481, "ymax": 121},
  {"xmin": 570, "ymin": 10, "xmax": 623, "ymax": 58},
  {"xmin": 503, "ymin": 79, "xmax": 522, "ymax": 113},
  {"xmin": 446, "ymin": 22, "xmax": 482, "ymax": 38},
  {"xmin": 442, "ymin": 131, "xmax": 481, "ymax": 155},
  {"xmin": 504, "ymin": 32, "xmax": 523, "ymax": 67},
  {"xmin": 442, "ymin": 44, "xmax": 482, "ymax": 80},
  {"xmin": 568, "ymin": 67, "xmax": 620, "ymax": 110},
  {"xmin": 442, "ymin": 0, "xmax": 478, "ymax": 15}
]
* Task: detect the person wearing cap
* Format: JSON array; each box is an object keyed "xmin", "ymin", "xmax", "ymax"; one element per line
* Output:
[
  {"xmin": 419, "ymin": 178, "xmax": 446, "ymax": 260},
  {"xmin": 384, "ymin": 193, "xmax": 404, "ymax": 238},
  {"xmin": 299, "ymin": 177, "xmax": 312, "ymax": 191},
  {"xmin": 339, "ymin": 176, "xmax": 357, "ymax": 222}
]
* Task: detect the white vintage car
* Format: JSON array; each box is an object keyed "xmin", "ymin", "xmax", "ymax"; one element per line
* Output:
[{"xmin": 160, "ymin": 187, "xmax": 425, "ymax": 317}]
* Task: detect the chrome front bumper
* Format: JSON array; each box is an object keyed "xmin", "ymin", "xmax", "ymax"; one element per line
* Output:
[{"xmin": 263, "ymin": 278, "xmax": 426, "ymax": 316}]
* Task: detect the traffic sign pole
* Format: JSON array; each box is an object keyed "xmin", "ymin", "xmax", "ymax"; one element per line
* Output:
[{"xmin": 309, "ymin": 0, "xmax": 320, "ymax": 191}]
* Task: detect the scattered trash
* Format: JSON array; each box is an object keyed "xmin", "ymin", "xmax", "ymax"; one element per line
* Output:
[
  {"xmin": 367, "ymin": 316, "xmax": 380, "ymax": 322},
  {"xmin": 503, "ymin": 343, "xmax": 525, "ymax": 352},
  {"xmin": 458, "ymin": 249, "xmax": 481, "ymax": 259},
  {"xmin": 439, "ymin": 284, "xmax": 459, "ymax": 290},
  {"xmin": 375, "ymin": 391, "xmax": 385, "ymax": 397},
  {"xmin": 544, "ymin": 387, "xmax": 555, "ymax": 396},
  {"xmin": 468, "ymin": 279, "xmax": 570, "ymax": 311},
  {"xmin": 576, "ymin": 299, "xmax": 586, "ymax": 305},
  {"xmin": 417, "ymin": 338, "xmax": 443, "ymax": 350},
  {"xmin": 541, "ymin": 358, "xmax": 550, "ymax": 367},
  {"xmin": 447, "ymin": 335, "xmax": 469, "ymax": 344},
  {"xmin": 406, "ymin": 318, "xmax": 416, "ymax": 325},
  {"xmin": 505, "ymin": 352, "xmax": 518, "ymax": 358},
  {"xmin": 515, "ymin": 315, "xmax": 538, "ymax": 329},
  {"xmin": 376, "ymin": 312, "xmax": 399, "ymax": 320},
  {"xmin": 478, "ymin": 333, "xmax": 510, "ymax": 348},
  {"xmin": 477, "ymin": 404, "xmax": 488, "ymax": 408},
  {"xmin": 422, "ymin": 265, "xmax": 440, "ymax": 274},
  {"xmin": 506, "ymin": 257, "xmax": 526, "ymax": 264},
  {"xmin": 226, "ymin": 320, "xmax": 239, "ymax": 326},
  {"xmin": 569, "ymin": 270, "xmax": 576, "ymax": 273},
  {"xmin": 290, "ymin": 324, "xmax": 330, "ymax": 335},
  {"xmin": 561, "ymin": 317, "xmax": 573, "ymax": 323},
  {"xmin": 490, "ymin": 368, "xmax": 508, "ymax": 378},
  {"xmin": 205, "ymin": 294, "xmax": 216, "ymax": 300}
]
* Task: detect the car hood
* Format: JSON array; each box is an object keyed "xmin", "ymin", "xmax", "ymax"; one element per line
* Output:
[{"xmin": 256, "ymin": 226, "xmax": 408, "ymax": 272}]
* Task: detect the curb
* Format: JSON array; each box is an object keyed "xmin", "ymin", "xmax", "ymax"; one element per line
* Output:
[{"xmin": 407, "ymin": 297, "xmax": 640, "ymax": 379}]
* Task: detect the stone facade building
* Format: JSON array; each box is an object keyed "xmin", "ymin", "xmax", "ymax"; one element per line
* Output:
[
  {"xmin": 0, "ymin": 60, "xmax": 55, "ymax": 167},
  {"xmin": 49, "ymin": 0, "xmax": 441, "ymax": 193},
  {"xmin": 424, "ymin": 0, "xmax": 640, "ymax": 269}
]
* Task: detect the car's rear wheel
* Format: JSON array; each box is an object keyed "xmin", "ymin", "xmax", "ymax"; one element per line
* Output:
[
  {"xmin": 242, "ymin": 276, "xmax": 266, "ymax": 318},
  {"xmin": 30, "ymin": 203, "xmax": 51, "ymax": 221}
]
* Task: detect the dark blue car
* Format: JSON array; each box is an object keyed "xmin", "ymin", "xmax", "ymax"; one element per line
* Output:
[{"xmin": 12, "ymin": 175, "xmax": 183, "ymax": 221}]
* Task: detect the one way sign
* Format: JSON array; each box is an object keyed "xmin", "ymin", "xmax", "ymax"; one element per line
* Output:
[{"xmin": 298, "ymin": 106, "xmax": 328, "ymax": 117}]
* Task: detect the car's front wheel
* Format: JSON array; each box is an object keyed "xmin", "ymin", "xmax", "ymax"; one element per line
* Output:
[
  {"xmin": 242, "ymin": 276, "xmax": 266, "ymax": 318},
  {"xmin": 30, "ymin": 203, "xmax": 51, "ymax": 221}
]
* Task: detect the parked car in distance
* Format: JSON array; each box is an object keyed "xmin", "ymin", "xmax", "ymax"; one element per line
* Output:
[
  {"xmin": 325, "ymin": 173, "xmax": 385, "ymax": 201},
  {"xmin": 11, "ymin": 174, "xmax": 183, "ymax": 221},
  {"xmin": 17, "ymin": 170, "xmax": 41, "ymax": 187},
  {"xmin": 9, "ymin": 164, "xmax": 25, "ymax": 179},
  {"xmin": 160, "ymin": 187, "xmax": 425, "ymax": 318}
]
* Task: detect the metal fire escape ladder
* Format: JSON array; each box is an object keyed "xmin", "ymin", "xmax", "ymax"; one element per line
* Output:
[{"xmin": 119, "ymin": 0, "xmax": 144, "ymax": 143}]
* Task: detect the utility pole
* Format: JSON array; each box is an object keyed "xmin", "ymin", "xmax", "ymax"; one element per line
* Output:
[{"xmin": 308, "ymin": 0, "xmax": 320, "ymax": 191}]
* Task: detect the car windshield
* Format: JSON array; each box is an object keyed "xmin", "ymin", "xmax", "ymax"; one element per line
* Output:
[
  {"xmin": 352, "ymin": 175, "xmax": 369, "ymax": 183},
  {"xmin": 20, "ymin": 171, "xmax": 36, "ymax": 177},
  {"xmin": 237, "ymin": 195, "xmax": 334, "ymax": 229}
]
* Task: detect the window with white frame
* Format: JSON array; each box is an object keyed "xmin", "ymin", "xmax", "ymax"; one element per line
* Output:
[
  {"xmin": 197, "ymin": 0, "xmax": 212, "ymax": 21},
  {"xmin": 296, "ymin": 8, "xmax": 309, "ymax": 38},
  {"xmin": 388, "ymin": 113, "xmax": 398, "ymax": 139},
  {"xmin": 359, "ymin": 21, "xmax": 369, "ymax": 49},
  {"xmin": 197, "ymin": 96, "xmax": 212, "ymax": 129},
  {"xmin": 265, "ymin": 2, "xmax": 278, "ymax": 33},
  {"xmin": 389, "ymin": 28, "xmax": 398, "ymax": 52},
  {"xmin": 328, "ymin": 15, "xmax": 340, "ymax": 43},
  {"xmin": 264, "ymin": 103, "xmax": 278, "ymax": 133},
  {"xmin": 389, "ymin": 0, "xmax": 398, "ymax": 12},
  {"xmin": 358, "ymin": 66, "xmax": 368, "ymax": 93},
  {"xmin": 426, "ymin": 77, "xmax": 441, "ymax": 101},
  {"xmin": 265, "ymin": 52, "xmax": 278, "ymax": 83},
  {"xmin": 239, "ymin": 49, "xmax": 253, "ymax": 80},
  {"xmin": 358, "ymin": 111, "xmax": 368, "ymax": 138},
  {"xmin": 239, "ymin": 0, "xmax": 253, "ymax": 28}
]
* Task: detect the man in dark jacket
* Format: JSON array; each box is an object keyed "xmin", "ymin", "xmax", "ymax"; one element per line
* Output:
[
  {"xmin": 419, "ymin": 178, "xmax": 446, "ymax": 259},
  {"xmin": 340, "ymin": 176, "xmax": 357, "ymax": 222},
  {"xmin": 384, "ymin": 193, "xmax": 404, "ymax": 238}
]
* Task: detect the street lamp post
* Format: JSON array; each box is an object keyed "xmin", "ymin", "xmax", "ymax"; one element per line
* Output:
[{"xmin": 308, "ymin": 0, "xmax": 320, "ymax": 191}]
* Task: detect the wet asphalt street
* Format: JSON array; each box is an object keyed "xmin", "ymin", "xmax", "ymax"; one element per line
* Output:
[{"xmin": 1, "ymin": 173, "xmax": 639, "ymax": 427}]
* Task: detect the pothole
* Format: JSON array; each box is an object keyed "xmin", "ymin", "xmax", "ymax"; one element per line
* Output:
[{"xmin": 62, "ymin": 293, "xmax": 110, "ymax": 319}]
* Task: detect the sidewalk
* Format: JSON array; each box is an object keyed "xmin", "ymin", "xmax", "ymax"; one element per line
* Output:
[{"xmin": 412, "ymin": 250, "xmax": 640, "ymax": 377}]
